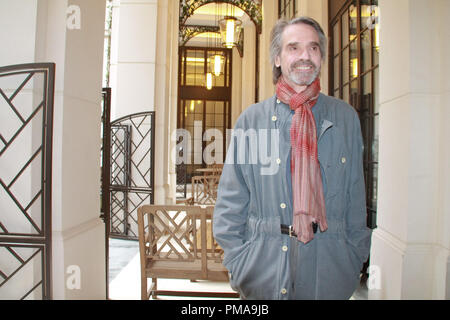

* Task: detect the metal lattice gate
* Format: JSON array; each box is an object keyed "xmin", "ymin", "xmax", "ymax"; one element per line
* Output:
[
  {"xmin": 109, "ymin": 112, "xmax": 155, "ymax": 240},
  {"xmin": 0, "ymin": 63, "xmax": 55, "ymax": 300}
]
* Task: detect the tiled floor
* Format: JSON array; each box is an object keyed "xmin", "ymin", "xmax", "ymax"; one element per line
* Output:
[{"xmin": 108, "ymin": 238, "xmax": 368, "ymax": 300}]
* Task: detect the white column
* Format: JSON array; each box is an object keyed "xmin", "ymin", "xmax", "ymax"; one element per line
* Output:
[
  {"xmin": 0, "ymin": 0, "xmax": 107, "ymax": 299},
  {"xmin": 153, "ymin": 0, "xmax": 178, "ymax": 204},
  {"xmin": 50, "ymin": 0, "xmax": 107, "ymax": 300},
  {"xmin": 1, "ymin": 0, "xmax": 106, "ymax": 300},
  {"xmin": 369, "ymin": 0, "xmax": 450, "ymax": 299},
  {"xmin": 0, "ymin": 0, "xmax": 41, "ymax": 299},
  {"xmin": 231, "ymin": 44, "xmax": 242, "ymax": 127},
  {"xmin": 259, "ymin": 0, "xmax": 278, "ymax": 101},
  {"xmin": 109, "ymin": 0, "xmax": 157, "ymax": 120},
  {"xmin": 167, "ymin": 0, "xmax": 180, "ymax": 204},
  {"xmin": 241, "ymin": 22, "xmax": 256, "ymax": 111}
]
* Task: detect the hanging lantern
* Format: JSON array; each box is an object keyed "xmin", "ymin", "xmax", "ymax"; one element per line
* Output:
[
  {"xmin": 206, "ymin": 72, "xmax": 213, "ymax": 90},
  {"xmin": 211, "ymin": 53, "xmax": 224, "ymax": 76},
  {"xmin": 219, "ymin": 16, "xmax": 242, "ymax": 48}
]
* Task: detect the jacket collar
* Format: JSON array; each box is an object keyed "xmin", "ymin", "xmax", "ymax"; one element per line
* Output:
[{"xmin": 313, "ymin": 94, "xmax": 334, "ymax": 141}]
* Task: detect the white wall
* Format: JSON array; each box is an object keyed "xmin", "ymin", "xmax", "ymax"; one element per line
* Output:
[{"xmin": 369, "ymin": 0, "xmax": 450, "ymax": 299}]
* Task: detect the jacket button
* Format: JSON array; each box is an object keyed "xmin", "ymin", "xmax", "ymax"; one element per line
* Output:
[
  {"xmin": 282, "ymin": 245, "xmax": 288, "ymax": 252},
  {"xmin": 280, "ymin": 203, "xmax": 286, "ymax": 209},
  {"xmin": 281, "ymin": 288, "xmax": 287, "ymax": 295},
  {"xmin": 341, "ymin": 157, "xmax": 346, "ymax": 164},
  {"xmin": 272, "ymin": 115, "xmax": 277, "ymax": 121},
  {"xmin": 276, "ymin": 158, "xmax": 281, "ymax": 164},
  {"xmin": 276, "ymin": 99, "xmax": 281, "ymax": 104}
]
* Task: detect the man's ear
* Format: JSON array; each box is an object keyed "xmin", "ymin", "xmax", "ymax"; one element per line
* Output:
[{"xmin": 275, "ymin": 55, "xmax": 281, "ymax": 68}]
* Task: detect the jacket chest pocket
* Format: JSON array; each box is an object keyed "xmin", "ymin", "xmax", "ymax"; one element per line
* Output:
[{"xmin": 318, "ymin": 126, "xmax": 350, "ymax": 200}]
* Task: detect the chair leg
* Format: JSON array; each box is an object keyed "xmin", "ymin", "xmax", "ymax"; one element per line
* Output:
[
  {"xmin": 141, "ymin": 275, "xmax": 148, "ymax": 300},
  {"xmin": 151, "ymin": 278, "xmax": 157, "ymax": 299}
]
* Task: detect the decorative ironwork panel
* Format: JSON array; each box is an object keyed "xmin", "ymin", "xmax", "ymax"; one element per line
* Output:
[
  {"xmin": 109, "ymin": 112, "xmax": 155, "ymax": 240},
  {"xmin": 0, "ymin": 63, "xmax": 54, "ymax": 299},
  {"xmin": 179, "ymin": 0, "xmax": 262, "ymax": 33}
]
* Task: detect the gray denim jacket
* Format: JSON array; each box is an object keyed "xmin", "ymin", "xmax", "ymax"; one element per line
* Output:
[{"xmin": 213, "ymin": 93, "xmax": 372, "ymax": 299}]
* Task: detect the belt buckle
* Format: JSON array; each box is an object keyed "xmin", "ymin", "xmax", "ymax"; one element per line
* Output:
[{"xmin": 288, "ymin": 225, "xmax": 295, "ymax": 238}]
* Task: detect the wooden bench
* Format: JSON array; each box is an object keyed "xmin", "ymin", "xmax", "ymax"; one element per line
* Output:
[{"xmin": 137, "ymin": 204, "xmax": 238, "ymax": 299}]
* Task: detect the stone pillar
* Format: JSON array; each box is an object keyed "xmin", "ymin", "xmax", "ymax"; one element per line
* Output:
[
  {"xmin": 153, "ymin": 0, "xmax": 180, "ymax": 204},
  {"xmin": 167, "ymin": 0, "xmax": 180, "ymax": 203},
  {"xmin": 259, "ymin": 0, "xmax": 278, "ymax": 101},
  {"xmin": 109, "ymin": 0, "xmax": 157, "ymax": 120},
  {"xmin": 241, "ymin": 22, "xmax": 256, "ymax": 111},
  {"xmin": 1, "ymin": 0, "xmax": 107, "ymax": 299},
  {"xmin": 231, "ymin": 45, "xmax": 242, "ymax": 127},
  {"xmin": 369, "ymin": 0, "xmax": 450, "ymax": 299}
]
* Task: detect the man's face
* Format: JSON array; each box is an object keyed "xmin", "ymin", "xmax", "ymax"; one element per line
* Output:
[{"xmin": 275, "ymin": 23, "xmax": 322, "ymax": 92}]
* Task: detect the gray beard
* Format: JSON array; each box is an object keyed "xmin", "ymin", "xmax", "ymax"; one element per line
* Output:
[{"xmin": 288, "ymin": 66, "xmax": 321, "ymax": 86}]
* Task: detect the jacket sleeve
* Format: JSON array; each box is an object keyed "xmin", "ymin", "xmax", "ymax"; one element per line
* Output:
[
  {"xmin": 213, "ymin": 120, "xmax": 251, "ymax": 270},
  {"xmin": 345, "ymin": 110, "xmax": 372, "ymax": 269}
]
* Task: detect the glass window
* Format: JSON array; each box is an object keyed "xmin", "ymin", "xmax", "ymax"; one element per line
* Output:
[
  {"xmin": 342, "ymin": 47, "xmax": 349, "ymax": 84},
  {"xmin": 342, "ymin": 10, "xmax": 349, "ymax": 48},
  {"xmin": 178, "ymin": 47, "xmax": 232, "ymax": 183},
  {"xmin": 334, "ymin": 55, "xmax": 340, "ymax": 90},
  {"xmin": 278, "ymin": 0, "xmax": 297, "ymax": 19},
  {"xmin": 329, "ymin": 0, "xmax": 380, "ymax": 229},
  {"xmin": 333, "ymin": 22, "xmax": 340, "ymax": 55},
  {"xmin": 361, "ymin": 29, "xmax": 372, "ymax": 73}
]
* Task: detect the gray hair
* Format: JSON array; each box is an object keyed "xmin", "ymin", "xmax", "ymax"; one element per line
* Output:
[{"xmin": 270, "ymin": 16, "xmax": 327, "ymax": 84}]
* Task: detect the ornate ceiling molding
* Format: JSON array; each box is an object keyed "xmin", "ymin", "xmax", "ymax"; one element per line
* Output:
[
  {"xmin": 179, "ymin": 0, "xmax": 262, "ymax": 34},
  {"xmin": 179, "ymin": 25, "xmax": 243, "ymax": 57},
  {"xmin": 179, "ymin": 25, "xmax": 220, "ymax": 46}
]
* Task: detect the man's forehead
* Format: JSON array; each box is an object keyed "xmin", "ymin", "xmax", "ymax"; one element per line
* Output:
[{"xmin": 282, "ymin": 23, "xmax": 319, "ymax": 43}]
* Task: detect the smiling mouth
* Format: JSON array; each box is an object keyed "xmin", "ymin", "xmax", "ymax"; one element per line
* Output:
[
  {"xmin": 291, "ymin": 60, "xmax": 315, "ymax": 72},
  {"xmin": 295, "ymin": 66, "xmax": 312, "ymax": 70}
]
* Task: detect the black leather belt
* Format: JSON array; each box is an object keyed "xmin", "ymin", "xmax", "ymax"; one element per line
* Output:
[{"xmin": 280, "ymin": 223, "xmax": 318, "ymax": 238}]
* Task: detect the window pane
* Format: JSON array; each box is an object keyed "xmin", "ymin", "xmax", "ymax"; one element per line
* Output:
[
  {"xmin": 361, "ymin": 0, "xmax": 372, "ymax": 29},
  {"xmin": 185, "ymin": 49, "xmax": 205, "ymax": 86},
  {"xmin": 342, "ymin": 47, "xmax": 349, "ymax": 84},
  {"xmin": 373, "ymin": 67, "xmax": 379, "ymax": 114},
  {"xmin": 215, "ymin": 101, "xmax": 224, "ymax": 113},
  {"xmin": 343, "ymin": 84, "xmax": 349, "ymax": 103},
  {"xmin": 373, "ymin": 115, "xmax": 379, "ymax": 162},
  {"xmin": 361, "ymin": 73, "xmax": 372, "ymax": 113},
  {"xmin": 334, "ymin": 89, "xmax": 340, "ymax": 98},
  {"xmin": 350, "ymin": 79, "xmax": 358, "ymax": 108},
  {"xmin": 333, "ymin": 22, "xmax": 340, "ymax": 55},
  {"xmin": 342, "ymin": 9, "xmax": 349, "ymax": 48},
  {"xmin": 361, "ymin": 29, "xmax": 372, "ymax": 73},
  {"xmin": 334, "ymin": 55, "xmax": 340, "ymax": 90},
  {"xmin": 349, "ymin": 3, "xmax": 357, "ymax": 42},
  {"xmin": 350, "ymin": 40, "xmax": 358, "ymax": 79}
]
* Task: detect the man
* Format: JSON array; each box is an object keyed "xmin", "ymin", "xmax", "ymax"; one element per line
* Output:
[{"xmin": 213, "ymin": 17, "xmax": 372, "ymax": 299}]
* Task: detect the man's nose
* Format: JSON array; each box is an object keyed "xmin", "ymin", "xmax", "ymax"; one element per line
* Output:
[{"xmin": 298, "ymin": 46, "xmax": 311, "ymax": 60}]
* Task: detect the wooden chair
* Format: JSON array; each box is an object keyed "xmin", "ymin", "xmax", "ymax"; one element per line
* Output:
[
  {"xmin": 177, "ymin": 174, "xmax": 220, "ymax": 205},
  {"xmin": 137, "ymin": 204, "xmax": 238, "ymax": 299}
]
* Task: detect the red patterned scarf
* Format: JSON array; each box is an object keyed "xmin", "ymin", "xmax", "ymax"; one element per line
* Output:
[{"xmin": 276, "ymin": 75, "xmax": 327, "ymax": 243}]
